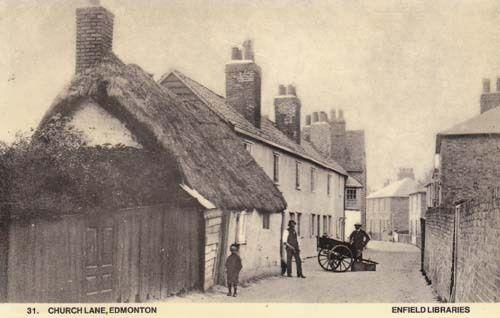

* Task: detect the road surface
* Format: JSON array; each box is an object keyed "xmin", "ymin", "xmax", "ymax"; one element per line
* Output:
[{"xmin": 167, "ymin": 241, "xmax": 437, "ymax": 303}]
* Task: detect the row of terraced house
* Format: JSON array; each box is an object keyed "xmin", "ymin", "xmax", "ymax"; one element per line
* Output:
[{"xmin": 0, "ymin": 3, "xmax": 366, "ymax": 302}]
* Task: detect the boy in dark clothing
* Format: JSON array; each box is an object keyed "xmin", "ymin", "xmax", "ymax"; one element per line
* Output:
[{"xmin": 225, "ymin": 244, "xmax": 242, "ymax": 297}]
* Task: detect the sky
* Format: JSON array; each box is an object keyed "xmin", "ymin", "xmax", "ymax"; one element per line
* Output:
[{"xmin": 2, "ymin": 0, "xmax": 500, "ymax": 190}]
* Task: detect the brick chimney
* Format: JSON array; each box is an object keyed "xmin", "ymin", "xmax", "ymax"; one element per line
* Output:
[
  {"xmin": 274, "ymin": 84, "xmax": 301, "ymax": 143},
  {"xmin": 329, "ymin": 108, "xmax": 347, "ymax": 166},
  {"xmin": 303, "ymin": 114, "xmax": 311, "ymax": 142},
  {"xmin": 397, "ymin": 168, "xmax": 415, "ymax": 180},
  {"xmin": 225, "ymin": 40, "xmax": 262, "ymax": 128},
  {"xmin": 480, "ymin": 78, "xmax": 500, "ymax": 113},
  {"xmin": 75, "ymin": 1, "xmax": 114, "ymax": 74},
  {"xmin": 308, "ymin": 109, "xmax": 331, "ymax": 157}
]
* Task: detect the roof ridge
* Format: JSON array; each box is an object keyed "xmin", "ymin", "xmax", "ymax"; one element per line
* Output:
[{"xmin": 161, "ymin": 70, "xmax": 349, "ymax": 176}]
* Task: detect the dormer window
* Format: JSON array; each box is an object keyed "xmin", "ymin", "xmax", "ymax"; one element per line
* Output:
[{"xmin": 243, "ymin": 140, "xmax": 253, "ymax": 154}]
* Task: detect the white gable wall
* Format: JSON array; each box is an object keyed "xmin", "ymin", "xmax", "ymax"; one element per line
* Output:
[{"xmin": 67, "ymin": 99, "xmax": 141, "ymax": 148}]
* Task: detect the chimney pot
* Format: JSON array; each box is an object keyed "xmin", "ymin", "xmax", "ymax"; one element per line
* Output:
[
  {"xmin": 305, "ymin": 114, "xmax": 311, "ymax": 126},
  {"xmin": 496, "ymin": 78, "xmax": 500, "ymax": 92},
  {"xmin": 278, "ymin": 84, "xmax": 286, "ymax": 95},
  {"xmin": 483, "ymin": 78, "xmax": 491, "ymax": 93},
  {"xmin": 338, "ymin": 109, "xmax": 344, "ymax": 121},
  {"xmin": 319, "ymin": 111, "xmax": 328, "ymax": 122},
  {"xmin": 231, "ymin": 47, "xmax": 242, "ymax": 60},
  {"xmin": 312, "ymin": 112, "xmax": 319, "ymax": 123},
  {"xmin": 243, "ymin": 39, "xmax": 254, "ymax": 61},
  {"xmin": 287, "ymin": 84, "xmax": 296, "ymax": 96},
  {"xmin": 330, "ymin": 109, "xmax": 336, "ymax": 122}
]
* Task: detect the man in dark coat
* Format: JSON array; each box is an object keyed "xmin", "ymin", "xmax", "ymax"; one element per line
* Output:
[
  {"xmin": 349, "ymin": 222, "xmax": 370, "ymax": 261},
  {"xmin": 282, "ymin": 220, "xmax": 306, "ymax": 278}
]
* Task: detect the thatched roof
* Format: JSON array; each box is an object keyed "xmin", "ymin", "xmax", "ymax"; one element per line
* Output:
[
  {"xmin": 162, "ymin": 70, "xmax": 348, "ymax": 176},
  {"xmin": 39, "ymin": 53, "xmax": 286, "ymax": 213}
]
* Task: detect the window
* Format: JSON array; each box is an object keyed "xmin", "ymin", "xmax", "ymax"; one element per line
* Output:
[
  {"xmin": 322, "ymin": 215, "xmax": 327, "ymax": 235},
  {"xmin": 310, "ymin": 214, "xmax": 316, "ymax": 237},
  {"xmin": 328, "ymin": 216, "xmax": 332, "ymax": 235},
  {"xmin": 310, "ymin": 168, "xmax": 316, "ymax": 192},
  {"xmin": 289, "ymin": 212, "xmax": 295, "ymax": 222},
  {"xmin": 243, "ymin": 141, "xmax": 252, "ymax": 154},
  {"xmin": 297, "ymin": 213, "xmax": 302, "ymax": 236},
  {"xmin": 236, "ymin": 211, "xmax": 247, "ymax": 244},
  {"xmin": 327, "ymin": 174, "xmax": 332, "ymax": 195},
  {"xmin": 262, "ymin": 213, "xmax": 270, "ymax": 230},
  {"xmin": 273, "ymin": 153, "xmax": 280, "ymax": 184},
  {"xmin": 347, "ymin": 188, "xmax": 357, "ymax": 200},
  {"xmin": 317, "ymin": 215, "xmax": 321, "ymax": 237},
  {"xmin": 295, "ymin": 161, "xmax": 301, "ymax": 190}
]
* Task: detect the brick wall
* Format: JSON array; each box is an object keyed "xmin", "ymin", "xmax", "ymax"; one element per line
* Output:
[
  {"xmin": 274, "ymin": 89, "xmax": 301, "ymax": 144},
  {"xmin": 309, "ymin": 121, "xmax": 331, "ymax": 157},
  {"xmin": 424, "ymin": 192, "xmax": 500, "ymax": 302},
  {"xmin": 440, "ymin": 135, "xmax": 500, "ymax": 207},
  {"xmin": 76, "ymin": 6, "xmax": 114, "ymax": 73},
  {"xmin": 423, "ymin": 207, "xmax": 454, "ymax": 300},
  {"xmin": 455, "ymin": 196, "xmax": 500, "ymax": 302},
  {"xmin": 225, "ymin": 61, "xmax": 262, "ymax": 128}
]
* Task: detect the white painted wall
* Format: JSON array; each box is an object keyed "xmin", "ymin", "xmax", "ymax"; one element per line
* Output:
[
  {"xmin": 67, "ymin": 99, "xmax": 141, "ymax": 148},
  {"xmin": 244, "ymin": 138, "xmax": 346, "ymax": 257}
]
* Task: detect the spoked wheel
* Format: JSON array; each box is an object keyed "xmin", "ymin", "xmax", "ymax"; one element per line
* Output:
[
  {"xmin": 330, "ymin": 245, "xmax": 354, "ymax": 272},
  {"xmin": 318, "ymin": 248, "xmax": 334, "ymax": 271}
]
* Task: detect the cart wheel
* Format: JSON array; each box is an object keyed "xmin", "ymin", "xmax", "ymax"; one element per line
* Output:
[
  {"xmin": 330, "ymin": 245, "xmax": 353, "ymax": 272},
  {"xmin": 317, "ymin": 248, "xmax": 334, "ymax": 271}
]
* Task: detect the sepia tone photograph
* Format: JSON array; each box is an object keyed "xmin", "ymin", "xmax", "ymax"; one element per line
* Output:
[{"xmin": 0, "ymin": 0, "xmax": 499, "ymax": 307}]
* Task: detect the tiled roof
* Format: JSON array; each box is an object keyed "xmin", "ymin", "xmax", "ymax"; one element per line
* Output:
[
  {"xmin": 343, "ymin": 130, "xmax": 365, "ymax": 172},
  {"xmin": 162, "ymin": 70, "xmax": 348, "ymax": 176},
  {"xmin": 367, "ymin": 178, "xmax": 419, "ymax": 199},
  {"xmin": 440, "ymin": 106, "xmax": 500, "ymax": 136}
]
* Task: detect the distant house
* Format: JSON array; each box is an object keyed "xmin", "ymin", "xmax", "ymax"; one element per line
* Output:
[
  {"xmin": 0, "ymin": 4, "xmax": 285, "ymax": 302},
  {"xmin": 160, "ymin": 42, "xmax": 349, "ymax": 272},
  {"xmin": 408, "ymin": 188, "xmax": 426, "ymax": 246},
  {"xmin": 344, "ymin": 176, "xmax": 364, "ymax": 240},
  {"xmin": 302, "ymin": 110, "xmax": 367, "ymax": 232},
  {"xmin": 366, "ymin": 177, "xmax": 419, "ymax": 240}
]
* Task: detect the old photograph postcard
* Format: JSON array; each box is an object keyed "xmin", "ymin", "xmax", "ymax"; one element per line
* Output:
[{"xmin": 0, "ymin": 0, "xmax": 499, "ymax": 317}]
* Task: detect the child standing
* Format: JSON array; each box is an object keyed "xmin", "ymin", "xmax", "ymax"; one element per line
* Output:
[{"xmin": 225, "ymin": 244, "xmax": 242, "ymax": 297}]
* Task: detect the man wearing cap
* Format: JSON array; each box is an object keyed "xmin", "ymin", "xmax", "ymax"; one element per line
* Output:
[
  {"xmin": 282, "ymin": 219, "xmax": 306, "ymax": 278},
  {"xmin": 349, "ymin": 223, "xmax": 370, "ymax": 261}
]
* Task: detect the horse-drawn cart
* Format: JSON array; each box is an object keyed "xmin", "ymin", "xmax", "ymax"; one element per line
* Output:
[{"xmin": 317, "ymin": 236, "xmax": 377, "ymax": 272}]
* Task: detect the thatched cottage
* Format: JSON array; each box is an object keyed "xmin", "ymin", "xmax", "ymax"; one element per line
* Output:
[
  {"xmin": 160, "ymin": 41, "xmax": 349, "ymax": 277},
  {"xmin": 0, "ymin": 4, "xmax": 285, "ymax": 302}
]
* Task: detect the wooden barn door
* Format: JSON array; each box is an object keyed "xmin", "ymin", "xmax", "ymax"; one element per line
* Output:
[{"xmin": 84, "ymin": 215, "xmax": 114, "ymax": 302}]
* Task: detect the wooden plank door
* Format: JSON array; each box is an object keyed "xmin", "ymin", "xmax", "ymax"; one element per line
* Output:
[{"xmin": 84, "ymin": 215, "xmax": 114, "ymax": 302}]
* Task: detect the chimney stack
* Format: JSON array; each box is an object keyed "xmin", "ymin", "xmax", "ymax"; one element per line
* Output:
[
  {"xmin": 75, "ymin": 1, "xmax": 114, "ymax": 73},
  {"xmin": 274, "ymin": 84, "xmax": 302, "ymax": 144},
  {"xmin": 330, "ymin": 109, "xmax": 337, "ymax": 122},
  {"xmin": 312, "ymin": 112, "xmax": 319, "ymax": 123},
  {"xmin": 225, "ymin": 40, "xmax": 262, "ymax": 128},
  {"xmin": 480, "ymin": 78, "xmax": 500, "ymax": 113},
  {"xmin": 483, "ymin": 79, "xmax": 490, "ymax": 93},
  {"xmin": 397, "ymin": 168, "xmax": 415, "ymax": 181},
  {"xmin": 305, "ymin": 114, "xmax": 311, "ymax": 126}
]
